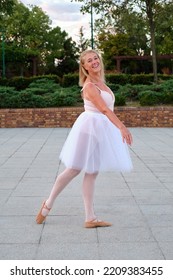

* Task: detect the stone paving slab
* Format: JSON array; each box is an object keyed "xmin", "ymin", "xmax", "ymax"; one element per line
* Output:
[{"xmin": 0, "ymin": 127, "xmax": 173, "ymax": 260}]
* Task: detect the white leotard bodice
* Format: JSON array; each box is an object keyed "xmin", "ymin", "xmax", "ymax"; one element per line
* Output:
[{"xmin": 82, "ymin": 82, "xmax": 115, "ymax": 113}]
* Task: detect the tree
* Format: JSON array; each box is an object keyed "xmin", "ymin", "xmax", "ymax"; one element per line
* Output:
[
  {"xmin": 0, "ymin": 0, "xmax": 16, "ymax": 77},
  {"xmin": 95, "ymin": 7, "xmax": 150, "ymax": 71},
  {"xmin": 0, "ymin": 1, "xmax": 79, "ymax": 77},
  {"xmin": 55, "ymin": 37, "xmax": 79, "ymax": 76},
  {"xmin": 0, "ymin": 0, "xmax": 16, "ymax": 18},
  {"xmin": 95, "ymin": 8, "xmax": 149, "ymax": 56},
  {"xmin": 44, "ymin": 27, "xmax": 79, "ymax": 76},
  {"xmin": 98, "ymin": 33, "xmax": 136, "ymax": 70},
  {"xmin": 155, "ymin": 2, "xmax": 173, "ymax": 54},
  {"xmin": 73, "ymin": 0, "xmax": 173, "ymax": 83},
  {"xmin": 77, "ymin": 26, "xmax": 90, "ymax": 53},
  {"xmin": 2, "ymin": 2, "xmax": 51, "ymax": 75}
]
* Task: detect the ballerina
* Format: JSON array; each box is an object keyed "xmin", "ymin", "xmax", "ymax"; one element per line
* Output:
[{"xmin": 36, "ymin": 49, "xmax": 133, "ymax": 228}]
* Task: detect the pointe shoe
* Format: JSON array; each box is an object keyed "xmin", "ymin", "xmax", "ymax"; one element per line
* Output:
[
  {"xmin": 84, "ymin": 219, "xmax": 112, "ymax": 228},
  {"xmin": 36, "ymin": 200, "xmax": 51, "ymax": 224}
]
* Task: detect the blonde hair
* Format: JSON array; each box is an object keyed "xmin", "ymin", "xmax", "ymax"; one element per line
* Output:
[{"xmin": 79, "ymin": 49, "xmax": 105, "ymax": 86}]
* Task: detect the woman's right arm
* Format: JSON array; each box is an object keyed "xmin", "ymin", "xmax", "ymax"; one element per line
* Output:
[{"xmin": 84, "ymin": 84, "xmax": 133, "ymax": 145}]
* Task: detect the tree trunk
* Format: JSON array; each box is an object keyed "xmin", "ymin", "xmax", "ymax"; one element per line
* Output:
[{"xmin": 32, "ymin": 57, "xmax": 37, "ymax": 76}]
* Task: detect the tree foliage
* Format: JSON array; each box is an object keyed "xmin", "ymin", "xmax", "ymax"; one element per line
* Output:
[
  {"xmin": 77, "ymin": 26, "xmax": 90, "ymax": 53},
  {"xmin": 0, "ymin": 0, "xmax": 16, "ymax": 17},
  {"xmin": 154, "ymin": 2, "xmax": 173, "ymax": 54},
  {"xmin": 98, "ymin": 33, "xmax": 136, "ymax": 70},
  {"xmin": 74, "ymin": 0, "xmax": 173, "ymax": 82},
  {"xmin": 0, "ymin": 0, "xmax": 79, "ymax": 77},
  {"xmin": 44, "ymin": 28, "xmax": 79, "ymax": 77}
]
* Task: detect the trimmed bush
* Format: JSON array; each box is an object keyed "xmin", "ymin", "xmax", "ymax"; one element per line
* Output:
[
  {"xmin": 0, "ymin": 86, "xmax": 18, "ymax": 95},
  {"xmin": 61, "ymin": 74, "xmax": 173, "ymax": 87},
  {"xmin": 116, "ymin": 84, "xmax": 151, "ymax": 101},
  {"xmin": 0, "ymin": 87, "xmax": 19, "ymax": 108},
  {"xmin": 106, "ymin": 74, "xmax": 130, "ymax": 85},
  {"xmin": 44, "ymin": 91, "xmax": 76, "ymax": 107},
  {"xmin": 1, "ymin": 77, "xmax": 173, "ymax": 108},
  {"xmin": 130, "ymin": 74, "xmax": 154, "ymax": 85},
  {"xmin": 62, "ymin": 73, "xmax": 79, "ymax": 87},
  {"xmin": 0, "ymin": 90, "xmax": 77, "ymax": 109},
  {"xmin": 1, "ymin": 74, "xmax": 173, "ymax": 89},
  {"xmin": 7, "ymin": 77, "xmax": 33, "ymax": 90},
  {"xmin": 28, "ymin": 78, "xmax": 61, "ymax": 94},
  {"xmin": 107, "ymin": 83, "xmax": 121, "ymax": 92},
  {"xmin": 21, "ymin": 88, "xmax": 49, "ymax": 96},
  {"xmin": 0, "ymin": 75, "xmax": 60, "ymax": 90},
  {"xmin": 158, "ymin": 74, "xmax": 173, "ymax": 82},
  {"xmin": 160, "ymin": 80, "xmax": 173, "ymax": 104},
  {"xmin": 159, "ymin": 79, "xmax": 173, "ymax": 93},
  {"xmin": 115, "ymin": 94, "xmax": 126, "ymax": 106},
  {"xmin": 60, "ymin": 85, "xmax": 81, "ymax": 103},
  {"xmin": 139, "ymin": 90, "xmax": 163, "ymax": 106},
  {"xmin": 162, "ymin": 92, "xmax": 173, "ymax": 104}
]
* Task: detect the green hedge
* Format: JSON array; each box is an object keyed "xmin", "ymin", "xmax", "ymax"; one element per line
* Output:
[
  {"xmin": 0, "ymin": 76, "xmax": 173, "ymax": 108},
  {"xmin": 1, "ymin": 74, "xmax": 173, "ymax": 89},
  {"xmin": 62, "ymin": 73, "xmax": 173, "ymax": 87},
  {"xmin": 0, "ymin": 79, "xmax": 78, "ymax": 109},
  {"xmin": 114, "ymin": 94, "xmax": 126, "ymax": 106},
  {"xmin": 0, "ymin": 75, "xmax": 60, "ymax": 90},
  {"xmin": 0, "ymin": 90, "xmax": 77, "ymax": 109},
  {"xmin": 62, "ymin": 73, "xmax": 79, "ymax": 87},
  {"xmin": 138, "ymin": 80, "xmax": 173, "ymax": 106},
  {"xmin": 106, "ymin": 74, "xmax": 173, "ymax": 85},
  {"xmin": 113, "ymin": 79, "xmax": 173, "ymax": 105},
  {"xmin": 139, "ymin": 91, "xmax": 163, "ymax": 106}
]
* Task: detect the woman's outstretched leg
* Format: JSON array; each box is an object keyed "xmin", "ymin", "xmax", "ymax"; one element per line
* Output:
[{"xmin": 36, "ymin": 168, "xmax": 80, "ymax": 223}]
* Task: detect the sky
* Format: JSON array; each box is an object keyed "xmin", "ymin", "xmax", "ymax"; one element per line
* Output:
[{"xmin": 19, "ymin": 0, "xmax": 91, "ymax": 42}]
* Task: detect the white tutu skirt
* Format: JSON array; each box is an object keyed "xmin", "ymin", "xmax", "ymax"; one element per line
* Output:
[{"xmin": 59, "ymin": 111, "xmax": 133, "ymax": 173}]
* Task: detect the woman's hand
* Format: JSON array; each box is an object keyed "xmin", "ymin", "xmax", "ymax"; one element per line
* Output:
[{"xmin": 120, "ymin": 125, "xmax": 133, "ymax": 146}]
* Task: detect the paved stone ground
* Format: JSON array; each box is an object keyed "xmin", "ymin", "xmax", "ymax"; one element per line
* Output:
[{"xmin": 0, "ymin": 127, "xmax": 173, "ymax": 260}]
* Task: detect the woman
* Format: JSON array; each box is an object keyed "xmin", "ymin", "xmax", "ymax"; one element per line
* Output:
[{"xmin": 36, "ymin": 49, "xmax": 133, "ymax": 228}]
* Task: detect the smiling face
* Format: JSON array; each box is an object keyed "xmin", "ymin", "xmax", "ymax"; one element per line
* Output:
[
  {"xmin": 83, "ymin": 52, "xmax": 101, "ymax": 75},
  {"xmin": 79, "ymin": 50, "xmax": 105, "ymax": 86}
]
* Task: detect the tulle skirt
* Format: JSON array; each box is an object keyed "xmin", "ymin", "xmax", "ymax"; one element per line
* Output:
[{"xmin": 59, "ymin": 111, "xmax": 133, "ymax": 173}]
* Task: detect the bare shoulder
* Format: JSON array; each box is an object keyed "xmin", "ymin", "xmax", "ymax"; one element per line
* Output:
[
  {"xmin": 83, "ymin": 81, "xmax": 95, "ymax": 89},
  {"xmin": 84, "ymin": 83, "xmax": 100, "ymax": 100},
  {"xmin": 83, "ymin": 82, "xmax": 99, "ymax": 94}
]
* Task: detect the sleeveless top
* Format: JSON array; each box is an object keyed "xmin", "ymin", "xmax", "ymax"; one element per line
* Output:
[{"xmin": 82, "ymin": 82, "xmax": 115, "ymax": 113}]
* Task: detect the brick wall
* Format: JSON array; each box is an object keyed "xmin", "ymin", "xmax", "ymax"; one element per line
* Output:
[{"xmin": 0, "ymin": 106, "xmax": 172, "ymax": 128}]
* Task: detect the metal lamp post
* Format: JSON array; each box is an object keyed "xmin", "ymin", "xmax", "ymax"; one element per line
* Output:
[
  {"xmin": 91, "ymin": 0, "xmax": 94, "ymax": 49},
  {"xmin": 0, "ymin": 29, "xmax": 5, "ymax": 78}
]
